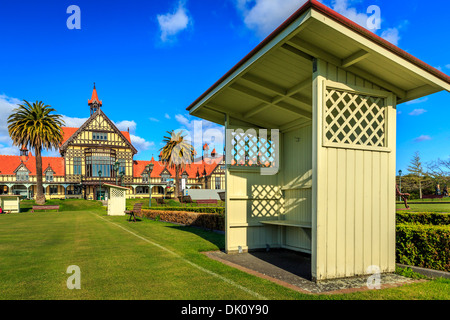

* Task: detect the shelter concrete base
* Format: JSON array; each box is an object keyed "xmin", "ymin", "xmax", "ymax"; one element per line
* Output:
[{"xmin": 205, "ymin": 249, "xmax": 418, "ymax": 294}]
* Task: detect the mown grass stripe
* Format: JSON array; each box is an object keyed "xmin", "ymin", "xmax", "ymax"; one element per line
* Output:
[{"xmin": 92, "ymin": 213, "xmax": 267, "ymax": 300}]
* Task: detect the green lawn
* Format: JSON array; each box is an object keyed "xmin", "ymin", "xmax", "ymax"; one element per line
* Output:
[
  {"xmin": 0, "ymin": 199, "xmax": 449, "ymax": 300},
  {"xmin": 397, "ymin": 202, "xmax": 450, "ymax": 212}
]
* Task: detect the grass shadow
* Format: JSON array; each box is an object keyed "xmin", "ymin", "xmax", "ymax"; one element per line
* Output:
[{"xmin": 165, "ymin": 224, "xmax": 225, "ymax": 250}]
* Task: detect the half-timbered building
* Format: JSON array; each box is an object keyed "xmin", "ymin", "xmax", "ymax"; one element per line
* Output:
[{"xmin": 0, "ymin": 86, "xmax": 225, "ymax": 200}]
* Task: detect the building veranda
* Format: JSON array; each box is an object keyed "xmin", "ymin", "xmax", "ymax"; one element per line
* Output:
[{"xmin": 0, "ymin": 86, "xmax": 225, "ymax": 201}]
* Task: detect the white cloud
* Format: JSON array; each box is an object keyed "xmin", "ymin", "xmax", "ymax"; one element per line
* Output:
[
  {"xmin": 174, "ymin": 113, "xmax": 225, "ymax": 157},
  {"xmin": 332, "ymin": 0, "xmax": 371, "ymax": 28},
  {"xmin": 149, "ymin": 117, "xmax": 159, "ymax": 122},
  {"xmin": 234, "ymin": 0, "xmax": 404, "ymax": 47},
  {"xmin": 174, "ymin": 114, "xmax": 190, "ymax": 127},
  {"xmin": 0, "ymin": 94, "xmax": 21, "ymax": 155},
  {"xmin": 130, "ymin": 134, "xmax": 155, "ymax": 151},
  {"xmin": 157, "ymin": 1, "xmax": 191, "ymax": 42},
  {"xmin": 405, "ymin": 97, "xmax": 428, "ymax": 105},
  {"xmin": 114, "ymin": 119, "xmax": 155, "ymax": 153},
  {"xmin": 235, "ymin": 0, "xmax": 308, "ymax": 37},
  {"xmin": 332, "ymin": 1, "xmax": 401, "ymax": 45},
  {"xmin": 381, "ymin": 27, "xmax": 400, "ymax": 46},
  {"xmin": 61, "ymin": 115, "xmax": 88, "ymax": 128},
  {"xmin": 165, "ymin": 113, "xmax": 171, "ymax": 119},
  {"xmin": 115, "ymin": 120, "xmax": 137, "ymax": 134},
  {"xmin": 0, "ymin": 94, "xmax": 20, "ymax": 136},
  {"xmin": 408, "ymin": 109, "xmax": 427, "ymax": 116},
  {"xmin": 414, "ymin": 135, "xmax": 431, "ymax": 143},
  {"xmin": 0, "ymin": 144, "xmax": 20, "ymax": 156}
]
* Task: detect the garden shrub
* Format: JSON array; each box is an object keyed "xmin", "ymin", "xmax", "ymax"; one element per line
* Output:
[
  {"xmin": 396, "ymin": 223, "xmax": 450, "ymax": 272},
  {"xmin": 143, "ymin": 206, "xmax": 224, "ymax": 215},
  {"xmin": 139, "ymin": 209, "xmax": 225, "ymax": 231},
  {"xmin": 396, "ymin": 212, "xmax": 450, "ymax": 225}
]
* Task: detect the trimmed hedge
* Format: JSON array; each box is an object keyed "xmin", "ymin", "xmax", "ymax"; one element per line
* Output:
[
  {"xmin": 139, "ymin": 209, "xmax": 225, "ymax": 231},
  {"xmin": 141, "ymin": 206, "xmax": 224, "ymax": 215},
  {"xmin": 396, "ymin": 212, "xmax": 450, "ymax": 225},
  {"xmin": 396, "ymin": 223, "xmax": 450, "ymax": 272}
]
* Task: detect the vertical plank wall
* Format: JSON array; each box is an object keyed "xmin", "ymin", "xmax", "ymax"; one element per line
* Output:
[
  {"xmin": 226, "ymin": 169, "xmax": 281, "ymax": 252},
  {"xmin": 312, "ymin": 59, "xmax": 397, "ymax": 280},
  {"xmin": 282, "ymin": 126, "xmax": 313, "ymax": 253}
]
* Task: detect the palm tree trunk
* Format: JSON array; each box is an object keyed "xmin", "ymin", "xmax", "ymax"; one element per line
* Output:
[{"xmin": 35, "ymin": 147, "xmax": 46, "ymax": 205}]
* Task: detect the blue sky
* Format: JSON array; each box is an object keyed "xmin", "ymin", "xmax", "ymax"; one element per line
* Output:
[{"xmin": 0, "ymin": 0, "xmax": 449, "ymax": 173}]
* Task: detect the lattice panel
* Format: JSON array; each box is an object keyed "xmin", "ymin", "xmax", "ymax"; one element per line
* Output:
[
  {"xmin": 111, "ymin": 188, "xmax": 124, "ymax": 198},
  {"xmin": 251, "ymin": 200, "xmax": 279, "ymax": 218},
  {"xmin": 230, "ymin": 131, "xmax": 277, "ymax": 167},
  {"xmin": 324, "ymin": 88, "xmax": 386, "ymax": 148}
]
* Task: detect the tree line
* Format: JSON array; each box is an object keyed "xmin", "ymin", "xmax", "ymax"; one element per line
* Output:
[{"xmin": 398, "ymin": 151, "xmax": 450, "ymax": 199}]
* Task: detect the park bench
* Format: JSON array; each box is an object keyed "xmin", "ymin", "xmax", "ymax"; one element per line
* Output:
[
  {"xmin": 422, "ymin": 194, "xmax": 445, "ymax": 200},
  {"xmin": 31, "ymin": 205, "xmax": 60, "ymax": 213},
  {"xmin": 396, "ymin": 185, "xmax": 410, "ymax": 209},
  {"xmin": 156, "ymin": 198, "xmax": 166, "ymax": 206},
  {"xmin": 196, "ymin": 199, "xmax": 218, "ymax": 206},
  {"xmin": 124, "ymin": 202, "xmax": 143, "ymax": 222}
]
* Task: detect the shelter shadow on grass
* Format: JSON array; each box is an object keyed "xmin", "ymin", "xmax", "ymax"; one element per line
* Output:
[{"xmin": 166, "ymin": 225, "xmax": 225, "ymax": 251}]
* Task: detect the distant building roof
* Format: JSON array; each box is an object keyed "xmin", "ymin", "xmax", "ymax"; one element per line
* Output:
[
  {"xmin": 0, "ymin": 155, "xmax": 64, "ymax": 176},
  {"xmin": 133, "ymin": 156, "xmax": 223, "ymax": 179}
]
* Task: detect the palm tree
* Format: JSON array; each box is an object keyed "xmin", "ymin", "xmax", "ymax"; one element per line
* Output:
[
  {"xmin": 8, "ymin": 100, "xmax": 65, "ymax": 205},
  {"xmin": 160, "ymin": 130, "xmax": 195, "ymax": 200}
]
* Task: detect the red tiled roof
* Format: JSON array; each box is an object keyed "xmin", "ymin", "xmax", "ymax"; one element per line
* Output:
[
  {"xmin": 61, "ymin": 127, "xmax": 79, "ymax": 145},
  {"xmin": 133, "ymin": 156, "xmax": 223, "ymax": 178},
  {"xmin": 0, "ymin": 155, "xmax": 64, "ymax": 176},
  {"xmin": 121, "ymin": 131, "xmax": 132, "ymax": 144}
]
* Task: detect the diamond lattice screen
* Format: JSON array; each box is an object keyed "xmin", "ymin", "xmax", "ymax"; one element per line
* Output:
[
  {"xmin": 324, "ymin": 88, "xmax": 386, "ymax": 148},
  {"xmin": 111, "ymin": 188, "xmax": 124, "ymax": 198},
  {"xmin": 230, "ymin": 131, "xmax": 276, "ymax": 167}
]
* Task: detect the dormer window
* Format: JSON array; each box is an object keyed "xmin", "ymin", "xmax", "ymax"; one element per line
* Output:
[
  {"xmin": 16, "ymin": 167, "xmax": 29, "ymax": 181},
  {"xmin": 161, "ymin": 172, "xmax": 170, "ymax": 183},
  {"xmin": 45, "ymin": 171, "xmax": 54, "ymax": 182},
  {"xmin": 142, "ymin": 173, "xmax": 149, "ymax": 183}
]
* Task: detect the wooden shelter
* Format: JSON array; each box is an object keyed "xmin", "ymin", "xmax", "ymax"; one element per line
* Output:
[
  {"xmin": 0, "ymin": 195, "xmax": 21, "ymax": 213},
  {"xmin": 104, "ymin": 183, "xmax": 130, "ymax": 216},
  {"xmin": 187, "ymin": 0, "xmax": 450, "ymax": 281}
]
